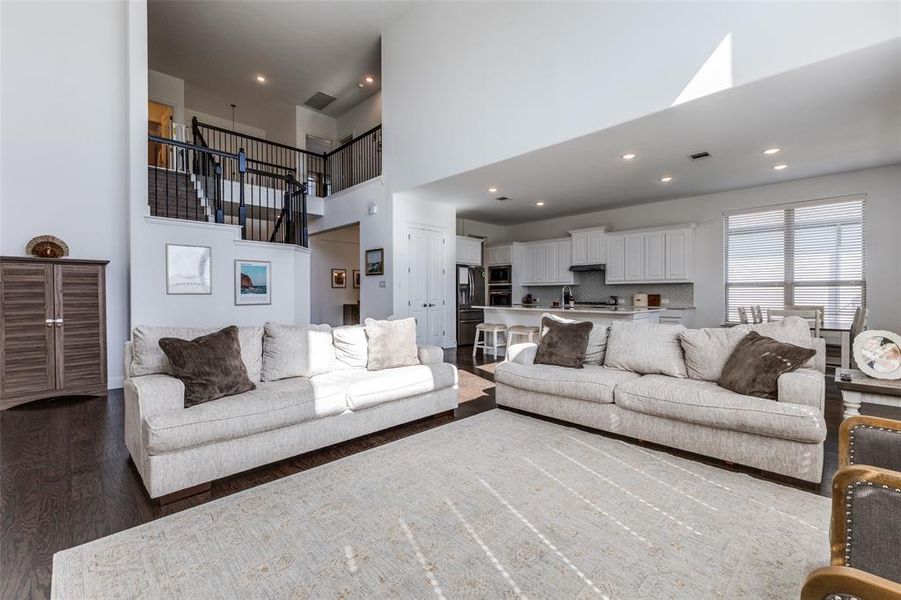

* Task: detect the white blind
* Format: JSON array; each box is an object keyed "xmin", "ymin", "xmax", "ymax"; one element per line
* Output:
[{"xmin": 724, "ymin": 196, "xmax": 866, "ymax": 325}]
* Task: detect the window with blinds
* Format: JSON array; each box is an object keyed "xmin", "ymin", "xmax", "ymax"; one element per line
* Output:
[{"xmin": 724, "ymin": 196, "xmax": 865, "ymax": 325}]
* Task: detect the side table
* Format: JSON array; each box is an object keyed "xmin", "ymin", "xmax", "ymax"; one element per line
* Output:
[{"xmin": 835, "ymin": 368, "xmax": 901, "ymax": 419}]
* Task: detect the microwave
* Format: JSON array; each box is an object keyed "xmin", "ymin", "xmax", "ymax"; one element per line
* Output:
[{"xmin": 488, "ymin": 266, "xmax": 511, "ymax": 284}]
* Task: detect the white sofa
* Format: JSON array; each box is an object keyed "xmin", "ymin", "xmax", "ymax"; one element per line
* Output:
[
  {"xmin": 495, "ymin": 318, "xmax": 828, "ymax": 483},
  {"xmin": 123, "ymin": 324, "xmax": 458, "ymax": 500}
]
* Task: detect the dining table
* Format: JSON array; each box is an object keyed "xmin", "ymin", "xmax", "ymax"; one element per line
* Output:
[{"xmin": 721, "ymin": 319, "xmax": 853, "ymax": 369}]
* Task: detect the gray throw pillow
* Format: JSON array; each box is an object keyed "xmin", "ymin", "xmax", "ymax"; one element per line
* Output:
[
  {"xmin": 158, "ymin": 326, "xmax": 256, "ymax": 407},
  {"xmin": 364, "ymin": 317, "xmax": 420, "ymax": 371},
  {"xmin": 718, "ymin": 331, "xmax": 816, "ymax": 399},
  {"xmin": 541, "ymin": 312, "xmax": 608, "ymax": 365},
  {"xmin": 534, "ymin": 316, "xmax": 592, "ymax": 369},
  {"xmin": 261, "ymin": 323, "xmax": 335, "ymax": 381}
]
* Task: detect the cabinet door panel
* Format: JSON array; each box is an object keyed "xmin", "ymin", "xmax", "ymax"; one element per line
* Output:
[
  {"xmin": 533, "ymin": 245, "xmax": 548, "ymax": 283},
  {"xmin": 546, "ymin": 243, "xmax": 559, "ymax": 283},
  {"xmin": 558, "ymin": 241, "xmax": 573, "ymax": 284},
  {"xmin": 643, "ymin": 232, "xmax": 666, "ymax": 280},
  {"xmin": 500, "ymin": 246, "xmax": 511, "ymax": 265},
  {"xmin": 55, "ymin": 264, "xmax": 106, "ymax": 390},
  {"xmin": 605, "ymin": 236, "xmax": 625, "ymax": 282},
  {"xmin": 571, "ymin": 233, "xmax": 588, "ymax": 265},
  {"xmin": 587, "ymin": 231, "xmax": 605, "ymax": 264},
  {"xmin": 624, "ymin": 235, "xmax": 645, "ymax": 281},
  {"xmin": 665, "ymin": 230, "xmax": 690, "ymax": 280},
  {"xmin": 1, "ymin": 262, "xmax": 57, "ymax": 401}
]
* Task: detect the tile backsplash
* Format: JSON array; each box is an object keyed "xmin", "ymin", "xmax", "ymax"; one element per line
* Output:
[{"xmin": 522, "ymin": 271, "xmax": 694, "ymax": 307}]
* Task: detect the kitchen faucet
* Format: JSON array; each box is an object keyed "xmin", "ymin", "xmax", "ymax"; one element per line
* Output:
[{"xmin": 561, "ymin": 285, "xmax": 574, "ymax": 308}]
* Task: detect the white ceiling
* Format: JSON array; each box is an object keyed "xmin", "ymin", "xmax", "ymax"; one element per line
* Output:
[
  {"xmin": 148, "ymin": 1, "xmax": 390, "ymax": 122},
  {"xmin": 408, "ymin": 39, "xmax": 901, "ymax": 225}
]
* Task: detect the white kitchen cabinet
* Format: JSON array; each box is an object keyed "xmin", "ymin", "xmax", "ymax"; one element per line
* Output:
[
  {"xmin": 516, "ymin": 239, "xmax": 574, "ymax": 286},
  {"xmin": 605, "ymin": 225, "xmax": 694, "ymax": 284},
  {"xmin": 569, "ymin": 227, "xmax": 606, "ymax": 266},
  {"xmin": 455, "ymin": 236, "xmax": 483, "ymax": 266},
  {"xmin": 486, "ymin": 244, "xmax": 512, "ymax": 266}
]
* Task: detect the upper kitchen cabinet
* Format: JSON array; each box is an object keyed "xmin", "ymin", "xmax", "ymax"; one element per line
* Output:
[
  {"xmin": 486, "ymin": 244, "xmax": 512, "ymax": 266},
  {"xmin": 455, "ymin": 236, "xmax": 483, "ymax": 266},
  {"xmin": 605, "ymin": 225, "xmax": 694, "ymax": 284},
  {"xmin": 569, "ymin": 226, "xmax": 606, "ymax": 266},
  {"xmin": 515, "ymin": 238, "xmax": 574, "ymax": 286}
]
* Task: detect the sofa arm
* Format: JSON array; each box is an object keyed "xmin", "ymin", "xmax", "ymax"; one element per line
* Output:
[
  {"xmin": 506, "ymin": 343, "xmax": 537, "ymax": 365},
  {"xmin": 123, "ymin": 374, "xmax": 185, "ymax": 474},
  {"xmin": 777, "ymin": 368, "xmax": 824, "ymax": 412},
  {"xmin": 810, "ymin": 337, "xmax": 826, "ymax": 373},
  {"xmin": 417, "ymin": 345, "xmax": 444, "ymax": 365}
]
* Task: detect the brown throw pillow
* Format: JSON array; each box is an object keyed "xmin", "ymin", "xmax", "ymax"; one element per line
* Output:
[
  {"xmin": 158, "ymin": 326, "xmax": 256, "ymax": 407},
  {"xmin": 718, "ymin": 331, "xmax": 816, "ymax": 399},
  {"xmin": 534, "ymin": 316, "xmax": 592, "ymax": 369}
]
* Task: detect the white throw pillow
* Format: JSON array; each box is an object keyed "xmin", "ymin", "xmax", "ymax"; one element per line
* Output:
[
  {"xmin": 679, "ymin": 316, "xmax": 817, "ymax": 381},
  {"xmin": 131, "ymin": 325, "xmax": 263, "ymax": 382},
  {"xmin": 541, "ymin": 312, "xmax": 609, "ymax": 365},
  {"xmin": 363, "ymin": 317, "xmax": 419, "ymax": 371},
  {"xmin": 604, "ymin": 322, "xmax": 688, "ymax": 378},
  {"xmin": 261, "ymin": 323, "xmax": 335, "ymax": 381},
  {"xmin": 333, "ymin": 325, "xmax": 368, "ymax": 369}
]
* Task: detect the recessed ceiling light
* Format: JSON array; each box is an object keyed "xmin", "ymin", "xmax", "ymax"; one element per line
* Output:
[
  {"xmin": 773, "ymin": 164, "xmax": 788, "ymax": 170},
  {"xmin": 762, "ymin": 148, "xmax": 781, "ymax": 155},
  {"xmin": 659, "ymin": 176, "xmax": 673, "ymax": 183},
  {"xmin": 357, "ymin": 83, "xmax": 365, "ymax": 88},
  {"xmin": 488, "ymin": 187, "xmax": 498, "ymax": 193},
  {"xmin": 364, "ymin": 76, "xmax": 375, "ymax": 84},
  {"xmin": 621, "ymin": 153, "xmax": 636, "ymax": 160},
  {"xmin": 535, "ymin": 201, "xmax": 545, "ymax": 207},
  {"xmin": 255, "ymin": 75, "xmax": 267, "ymax": 83}
]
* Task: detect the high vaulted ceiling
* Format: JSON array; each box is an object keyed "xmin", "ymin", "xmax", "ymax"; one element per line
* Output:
[
  {"xmin": 406, "ymin": 39, "xmax": 901, "ymax": 225},
  {"xmin": 148, "ymin": 1, "xmax": 388, "ymax": 123}
]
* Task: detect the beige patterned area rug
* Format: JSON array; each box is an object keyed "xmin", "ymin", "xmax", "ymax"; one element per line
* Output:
[
  {"xmin": 457, "ymin": 368, "xmax": 494, "ymax": 403},
  {"xmin": 52, "ymin": 410, "xmax": 829, "ymax": 599}
]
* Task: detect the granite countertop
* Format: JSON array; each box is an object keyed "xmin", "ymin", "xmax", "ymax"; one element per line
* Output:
[{"xmin": 475, "ymin": 305, "xmax": 662, "ymax": 315}]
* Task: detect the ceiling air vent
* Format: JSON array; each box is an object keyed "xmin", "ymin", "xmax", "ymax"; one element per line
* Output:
[
  {"xmin": 495, "ymin": 196, "xmax": 512, "ymax": 202},
  {"xmin": 303, "ymin": 92, "xmax": 337, "ymax": 111},
  {"xmin": 688, "ymin": 151, "xmax": 712, "ymax": 161}
]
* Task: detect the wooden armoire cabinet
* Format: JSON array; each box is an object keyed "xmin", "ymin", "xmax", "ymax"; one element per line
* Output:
[{"xmin": 1, "ymin": 257, "xmax": 108, "ymax": 409}]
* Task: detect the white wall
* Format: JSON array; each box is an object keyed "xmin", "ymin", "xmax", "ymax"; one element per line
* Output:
[
  {"xmin": 502, "ymin": 165, "xmax": 901, "ymax": 332},
  {"xmin": 310, "ymin": 227, "xmax": 360, "ymax": 326},
  {"xmin": 185, "ymin": 108, "xmax": 267, "ymax": 139},
  {"xmin": 456, "ymin": 218, "xmax": 507, "ymax": 243},
  {"xmin": 1, "ymin": 0, "xmax": 130, "ymax": 388},
  {"xmin": 383, "ymin": 2, "xmax": 901, "ymax": 192},
  {"xmin": 337, "ymin": 92, "xmax": 381, "ymax": 140},
  {"xmin": 296, "ymin": 106, "xmax": 337, "ymax": 150},
  {"xmin": 148, "ymin": 69, "xmax": 185, "ymax": 125},
  {"xmin": 308, "ymin": 178, "xmax": 393, "ymax": 320},
  {"xmin": 130, "ymin": 219, "xmax": 311, "ymax": 329}
]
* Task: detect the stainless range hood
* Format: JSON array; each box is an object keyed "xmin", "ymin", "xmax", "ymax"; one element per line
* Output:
[{"xmin": 569, "ymin": 264, "xmax": 606, "ymax": 272}]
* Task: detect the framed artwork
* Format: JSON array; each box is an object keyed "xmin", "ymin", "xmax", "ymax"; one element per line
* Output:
[
  {"xmin": 166, "ymin": 244, "xmax": 211, "ymax": 295},
  {"xmin": 353, "ymin": 269, "xmax": 360, "ymax": 288},
  {"xmin": 235, "ymin": 260, "xmax": 271, "ymax": 305},
  {"xmin": 365, "ymin": 248, "xmax": 384, "ymax": 276},
  {"xmin": 332, "ymin": 269, "xmax": 347, "ymax": 288}
]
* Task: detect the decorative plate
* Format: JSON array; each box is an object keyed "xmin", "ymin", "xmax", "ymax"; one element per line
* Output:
[
  {"xmin": 25, "ymin": 235, "xmax": 69, "ymax": 258},
  {"xmin": 853, "ymin": 330, "xmax": 901, "ymax": 380}
]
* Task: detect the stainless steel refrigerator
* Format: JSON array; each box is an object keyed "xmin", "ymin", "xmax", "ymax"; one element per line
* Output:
[{"xmin": 456, "ymin": 265, "xmax": 485, "ymax": 346}]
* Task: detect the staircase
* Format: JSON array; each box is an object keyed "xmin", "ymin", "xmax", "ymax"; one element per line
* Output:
[{"xmin": 147, "ymin": 166, "xmax": 208, "ymax": 221}]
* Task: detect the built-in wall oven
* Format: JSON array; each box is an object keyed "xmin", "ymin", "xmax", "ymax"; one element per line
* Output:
[
  {"xmin": 488, "ymin": 287, "xmax": 512, "ymax": 306},
  {"xmin": 488, "ymin": 265, "xmax": 511, "ymax": 284}
]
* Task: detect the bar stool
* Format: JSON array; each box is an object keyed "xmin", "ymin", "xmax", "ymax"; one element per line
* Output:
[
  {"xmin": 507, "ymin": 325, "xmax": 539, "ymax": 346},
  {"xmin": 473, "ymin": 323, "xmax": 507, "ymax": 359}
]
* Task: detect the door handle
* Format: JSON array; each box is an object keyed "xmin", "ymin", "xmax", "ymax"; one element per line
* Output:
[
  {"xmin": 55, "ymin": 319, "xmax": 64, "ymax": 327},
  {"xmin": 423, "ymin": 303, "xmax": 428, "ymax": 307},
  {"xmin": 45, "ymin": 318, "xmax": 54, "ymax": 327},
  {"xmin": 428, "ymin": 303, "xmax": 436, "ymax": 307}
]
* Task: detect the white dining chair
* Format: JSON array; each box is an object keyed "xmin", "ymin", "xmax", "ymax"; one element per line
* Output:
[
  {"xmin": 849, "ymin": 307, "xmax": 869, "ymax": 370},
  {"xmin": 751, "ymin": 305, "xmax": 763, "ymax": 324},
  {"xmin": 787, "ymin": 305, "xmax": 825, "ymax": 327},
  {"xmin": 737, "ymin": 307, "xmax": 749, "ymax": 324},
  {"xmin": 767, "ymin": 308, "xmax": 821, "ymax": 337}
]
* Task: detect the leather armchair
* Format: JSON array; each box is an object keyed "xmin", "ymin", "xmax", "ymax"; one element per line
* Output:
[{"xmin": 801, "ymin": 416, "xmax": 901, "ymax": 600}]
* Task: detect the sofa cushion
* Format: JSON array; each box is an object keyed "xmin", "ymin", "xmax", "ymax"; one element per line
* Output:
[
  {"xmin": 313, "ymin": 363, "xmax": 456, "ymax": 410},
  {"xmin": 604, "ymin": 322, "xmax": 688, "ymax": 378},
  {"xmin": 680, "ymin": 316, "xmax": 816, "ymax": 381},
  {"xmin": 494, "ymin": 362, "xmax": 640, "ymax": 404},
  {"xmin": 158, "ymin": 326, "xmax": 256, "ymax": 407},
  {"xmin": 614, "ymin": 375, "xmax": 826, "ymax": 443},
  {"xmin": 535, "ymin": 316, "xmax": 592, "ymax": 368},
  {"xmin": 718, "ymin": 331, "xmax": 816, "ymax": 399},
  {"xmin": 262, "ymin": 323, "xmax": 335, "ymax": 381},
  {"xmin": 364, "ymin": 318, "xmax": 420, "ymax": 371},
  {"xmin": 143, "ymin": 378, "xmax": 347, "ymax": 454},
  {"xmin": 131, "ymin": 325, "xmax": 264, "ymax": 382},
  {"xmin": 333, "ymin": 325, "xmax": 368, "ymax": 369},
  {"xmin": 541, "ymin": 313, "xmax": 609, "ymax": 365}
]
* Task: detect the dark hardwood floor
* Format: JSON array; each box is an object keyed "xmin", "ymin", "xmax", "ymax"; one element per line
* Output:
[{"xmin": 2, "ymin": 348, "xmax": 899, "ymax": 600}]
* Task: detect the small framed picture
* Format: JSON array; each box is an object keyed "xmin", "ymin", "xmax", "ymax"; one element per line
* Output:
[
  {"xmin": 365, "ymin": 248, "xmax": 384, "ymax": 276},
  {"xmin": 332, "ymin": 269, "xmax": 347, "ymax": 288},
  {"xmin": 235, "ymin": 260, "xmax": 271, "ymax": 305},
  {"xmin": 353, "ymin": 269, "xmax": 360, "ymax": 288},
  {"xmin": 166, "ymin": 244, "xmax": 211, "ymax": 295}
]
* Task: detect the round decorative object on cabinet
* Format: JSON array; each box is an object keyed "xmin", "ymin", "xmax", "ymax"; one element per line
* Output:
[{"xmin": 25, "ymin": 235, "xmax": 69, "ymax": 258}]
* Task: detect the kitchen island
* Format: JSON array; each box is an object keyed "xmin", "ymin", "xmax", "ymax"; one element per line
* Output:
[{"xmin": 474, "ymin": 304, "xmax": 661, "ymax": 330}]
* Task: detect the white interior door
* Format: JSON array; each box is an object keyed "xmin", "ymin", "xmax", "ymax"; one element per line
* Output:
[{"xmin": 408, "ymin": 226, "xmax": 446, "ymax": 347}]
